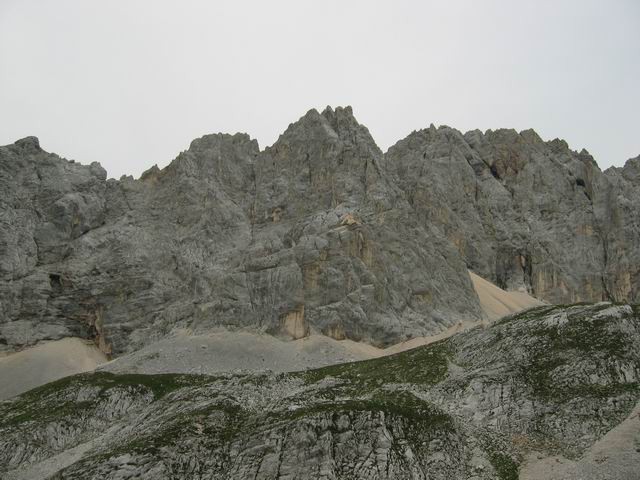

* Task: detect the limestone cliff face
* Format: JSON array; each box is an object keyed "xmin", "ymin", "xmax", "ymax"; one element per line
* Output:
[
  {"xmin": 0, "ymin": 108, "xmax": 481, "ymax": 355},
  {"xmin": 0, "ymin": 108, "xmax": 639, "ymax": 354},
  {"xmin": 0, "ymin": 136, "xmax": 110, "ymax": 350},
  {"xmin": 384, "ymin": 126, "xmax": 640, "ymax": 304},
  {"xmin": 597, "ymin": 156, "xmax": 640, "ymax": 302},
  {"xmin": 248, "ymin": 107, "xmax": 481, "ymax": 347}
]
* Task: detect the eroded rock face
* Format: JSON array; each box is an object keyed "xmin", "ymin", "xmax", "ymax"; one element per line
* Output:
[
  {"xmin": 1, "ymin": 107, "xmax": 639, "ymax": 354},
  {"xmin": 0, "ymin": 137, "xmax": 108, "ymax": 349},
  {"xmin": 384, "ymin": 126, "xmax": 640, "ymax": 304},
  {"xmin": 1, "ymin": 304, "xmax": 638, "ymax": 479},
  {"xmin": 247, "ymin": 107, "xmax": 481, "ymax": 346},
  {"xmin": 0, "ymin": 108, "xmax": 481, "ymax": 355},
  {"xmin": 597, "ymin": 156, "xmax": 640, "ymax": 302}
]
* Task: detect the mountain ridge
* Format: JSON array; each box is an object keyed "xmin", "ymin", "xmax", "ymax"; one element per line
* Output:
[{"xmin": 1, "ymin": 106, "xmax": 638, "ymax": 358}]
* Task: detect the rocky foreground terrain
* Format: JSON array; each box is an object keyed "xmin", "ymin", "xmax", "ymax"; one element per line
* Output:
[
  {"xmin": 1, "ymin": 303, "xmax": 639, "ymax": 479},
  {"xmin": 1, "ymin": 106, "xmax": 639, "ymax": 356}
]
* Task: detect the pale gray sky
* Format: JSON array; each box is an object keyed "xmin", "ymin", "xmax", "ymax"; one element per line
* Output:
[{"xmin": 1, "ymin": 0, "xmax": 638, "ymax": 179}]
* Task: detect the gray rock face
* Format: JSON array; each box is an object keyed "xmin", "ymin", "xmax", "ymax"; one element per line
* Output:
[
  {"xmin": 597, "ymin": 156, "xmax": 640, "ymax": 302},
  {"xmin": 0, "ymin": 108, "xmax": 480, "ymax": 355},
  {"xmin": 0, "ymin": 137, "xmax": 108, "ymax": 349},
  {"xmin": 1, "ymin": 107, "xmax": 639, "ymax": 355},
  {"xmin": 1, "ymin": 303, "xmax": 638, "ymax": 479},
  {"xmin": 384, "ymin": 127, "xmax": 640, "ymax": 304},
  {"xmin": 248, "ymin": 107, "xmax": 480, "ymax": 346}
]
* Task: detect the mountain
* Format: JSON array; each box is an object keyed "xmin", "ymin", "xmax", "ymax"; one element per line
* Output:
[
  {"xmin": 2, "ymin": 107, "xmax": 640, "ymax": 479},
  {"xmin": 1, "ymin": 303, "xmax": 638, "ymax": 479},
  {"xmin": 1, "ymin": 107, "xmax": 638, "ymax": 359}
]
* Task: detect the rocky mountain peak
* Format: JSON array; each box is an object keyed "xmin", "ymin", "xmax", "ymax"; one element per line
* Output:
[
  {"xmin": 548, "ymin": 137, "xmax": 570, "ymax": 153},
  {"xmin": 621, "ymin": 155, "xmax": 640, "ymax": 183},
  {"xmin": 273, "ymin": 108, "xmax": 338, "ymax": 145},
  {"xmin": 518, "ymin": 128, "xmax": 544, "ymax": 144},
  {"xmin": 319, "ymin": 105, "xmax": 380, "ymax": 152},
  {"xmin": 12, "ymin": 136, "xmax": 41, "ymax": 154},
  {"xmin": 0, "ymin": 107, "xmax": 638, "ymax": 356},
  {"xmin": 187, "ymin": 132, "xmax": 258, "ymax": 153}
]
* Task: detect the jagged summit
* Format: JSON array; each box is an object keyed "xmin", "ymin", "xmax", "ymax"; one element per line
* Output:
[
  {"xmin": 620, "ymin": 154, "xmax": 640, "ymax": 180},
  {"xmin": 7, "ymin": 107, "xmax": 620, "ymax": 180},
  {"xmin": 269, "ymin": 105, "xmax": 381, "ymax": 159},
  {"xmin": 12, "ymin": 135, "xmax": 41, "ymax": 153},
  {"xmin": 188, "ymin": 131, "xmax": 258, "ymax": 152}
]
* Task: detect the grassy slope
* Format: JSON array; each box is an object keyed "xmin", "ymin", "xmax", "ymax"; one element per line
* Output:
[{"xmin": 1, "ymin": 304, "xmax": 639, "ymax": 480}]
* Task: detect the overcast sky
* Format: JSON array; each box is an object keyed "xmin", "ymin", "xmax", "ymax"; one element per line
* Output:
[{"xmin": 1, "ymin": 1, "xmax": 638, "ymax": 179}]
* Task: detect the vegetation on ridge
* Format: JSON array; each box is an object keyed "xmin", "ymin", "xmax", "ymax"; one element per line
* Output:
[{"xmin": 1, "ymin": 303, "xmax": 639, "ymax": 479}]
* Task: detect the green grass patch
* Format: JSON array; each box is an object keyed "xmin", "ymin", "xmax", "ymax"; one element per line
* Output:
[
  {"xmin": 0, "ymin": 372, "xmax": 213, "ymax": 428},
  {"xmin": 486, "ymin": 449, "xmax": 519, "ymax": 480},
  {"xmin": 297, "ymin": 340, "xmax": 452, "ymax": 396},
  {"xmin": 520, "ymin": 303, "xmax": 639, "ymax": 401}
]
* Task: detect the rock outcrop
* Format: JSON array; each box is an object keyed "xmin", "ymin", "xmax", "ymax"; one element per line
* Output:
[
  {"xmin": 1, "ymin": 107, "xmax": 639, "ymax": 355},
  {"xmin": 1, "ymin": 303, "xmax": 638, "ymax": 479}
]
